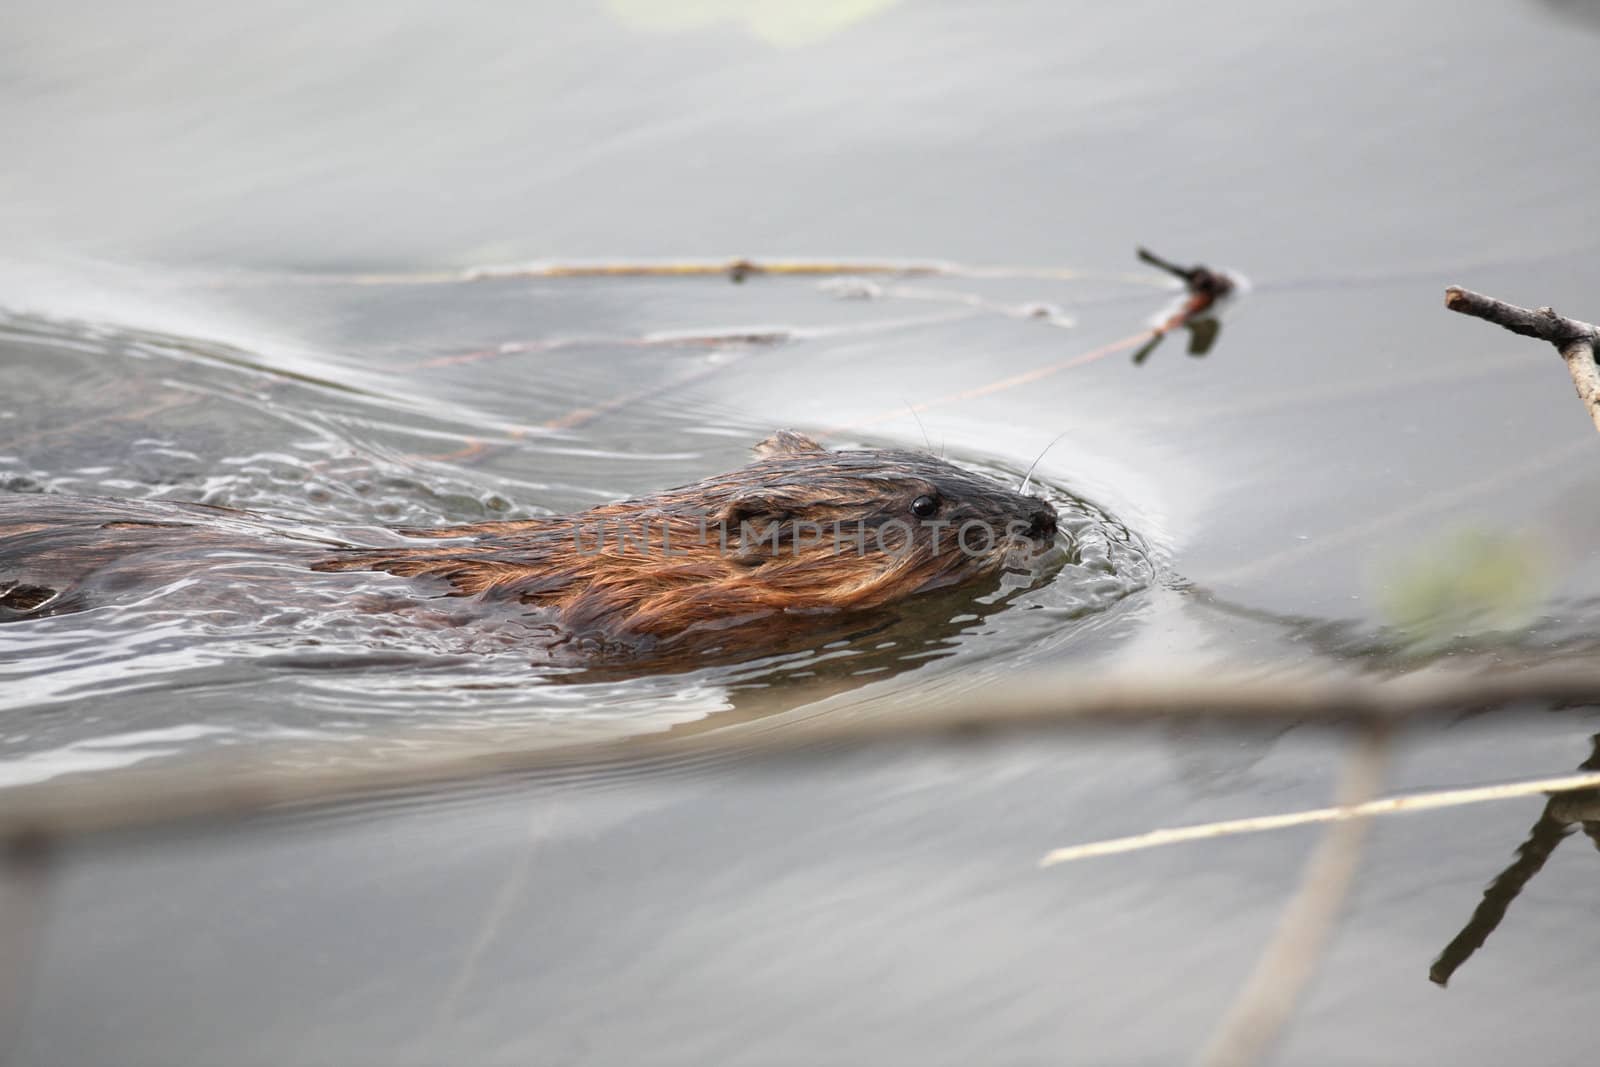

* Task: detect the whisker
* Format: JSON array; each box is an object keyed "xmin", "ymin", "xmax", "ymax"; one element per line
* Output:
[
  {"xmin": 903, "ymin": 399, "xmax": 934, "ymax": 453},
  {"xmin": 1019, "ymin": 431, "xmax": 1071, "ymax": 495}
]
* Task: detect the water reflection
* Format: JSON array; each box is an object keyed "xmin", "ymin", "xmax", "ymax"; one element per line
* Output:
[
  {"xmin": 1431, "ymin": 732, "xmax": 1600, "ymax": 986},
  {"xmin": 1184, "ymin": 582, "xmax": 1600, "ymax": 671}
]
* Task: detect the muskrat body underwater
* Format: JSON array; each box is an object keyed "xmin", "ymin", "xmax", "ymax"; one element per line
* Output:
[{"xmin": 0, "ymin": 431, "xmax": 1060, "ymax": 663}]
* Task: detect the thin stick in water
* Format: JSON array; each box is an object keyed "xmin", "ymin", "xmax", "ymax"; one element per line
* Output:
[{"xmin": 1039, "ymin": 770, "xmax": 1600, "ymax": 866}]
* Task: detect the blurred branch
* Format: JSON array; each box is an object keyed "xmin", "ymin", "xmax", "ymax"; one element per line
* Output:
[
  {"xmin": 221, "ymin": 258, "xmax": 1170, "ymax": 288},
  {"xmin": 0, "ymin": 834, "xmax": 50, "ymax": 1063},
  {"xmin": 1445, "ymin": 286, "xmax": 1600, "ymax": 435},
  {"xmin": 1136, "ymin": 247, "xmax": 1235, "ymax": 299},
  {"xmin": 6, "ymin": 665, "xmax": 1600, "ymax": 845},
  {"xmin": 1131, "ymin": 247, "xmax": 1239, "ymax": 365},
  {"xmin": 1199, "ymin": 726, "xmax": 1389, "ymax": 1067}
]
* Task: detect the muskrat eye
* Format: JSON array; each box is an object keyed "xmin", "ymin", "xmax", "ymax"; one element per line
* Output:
[{"xmin": 910, "ymin": 494, "xmax": 939, "ymax": 520}]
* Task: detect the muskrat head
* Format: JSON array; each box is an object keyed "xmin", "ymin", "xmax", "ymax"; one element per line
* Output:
[
  {"xmin": 723, "ymin": 429, "xmax": 1056, "ymax": 588},
  {"xmin": 559, "ymin": 430, "xmax": 1061, "ymax": 642}
]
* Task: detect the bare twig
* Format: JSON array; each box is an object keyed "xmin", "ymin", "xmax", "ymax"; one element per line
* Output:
[
  {"xmin": 1039, "ymin": 770, "xmax": 1600, "ymax": 866},
  {"xmin": 1444, "ymin": 286, "xmax": 1600, "ymax": 435},
  {"xmin": 1198, "ymin": 726, "xmax": 1389, "ymax": 1067},
  {"xmin": 1443, "ymin": 287, "xmax": 1600, "ymax": 348},
  {"xmin": 6, "ymin": 665, "xmax": 1600, "ymax": 845}
]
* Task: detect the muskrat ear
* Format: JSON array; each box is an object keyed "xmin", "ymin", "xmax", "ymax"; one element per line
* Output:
[
  {"xmin": 722, "ymin": 494, "xmax": 796, "ymax": 564},
  {"xmin": 753, "ymin": 430, "xmax": 827, "ymax": 459}
]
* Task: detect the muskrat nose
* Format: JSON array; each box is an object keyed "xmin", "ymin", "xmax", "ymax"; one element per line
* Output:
[{"xmin": 1026, "ymin": 504, "xmax": 1058, "ymax": 541}]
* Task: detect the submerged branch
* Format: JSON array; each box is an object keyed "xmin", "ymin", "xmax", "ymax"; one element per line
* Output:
[
  {"xmin": 1199, "ymin": 727, "xmax": 1389, "ymax": 1067},
  {"xmin": 0, "ymin": 834, "xmax": 49, "ymax": 1062}
]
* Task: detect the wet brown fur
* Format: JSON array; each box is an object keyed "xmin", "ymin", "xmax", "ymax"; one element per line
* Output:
[{"xmin": 2, "ymin": 432, "xmax": 1058, "ymax": 659}]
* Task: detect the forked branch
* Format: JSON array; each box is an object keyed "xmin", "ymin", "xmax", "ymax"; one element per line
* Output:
[{"xmin": 1444, "ymin": 287, "xmax": 1600, "ymax": 435}]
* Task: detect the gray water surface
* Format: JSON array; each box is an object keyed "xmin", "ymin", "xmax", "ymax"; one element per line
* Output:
[{"xmin": 4, "ymin": 0, "xmax": 1600, "ymax": 1063}]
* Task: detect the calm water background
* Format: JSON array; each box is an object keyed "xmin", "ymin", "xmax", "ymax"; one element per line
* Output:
[{"xmin": 4, "ymin": 0, "xmax": 1600, "ymax": 1063}]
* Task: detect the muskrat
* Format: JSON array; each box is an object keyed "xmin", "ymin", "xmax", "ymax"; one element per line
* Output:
[{"xmin": 0, "ymin": 431, "xmax": 1060, "ymax": 663}]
